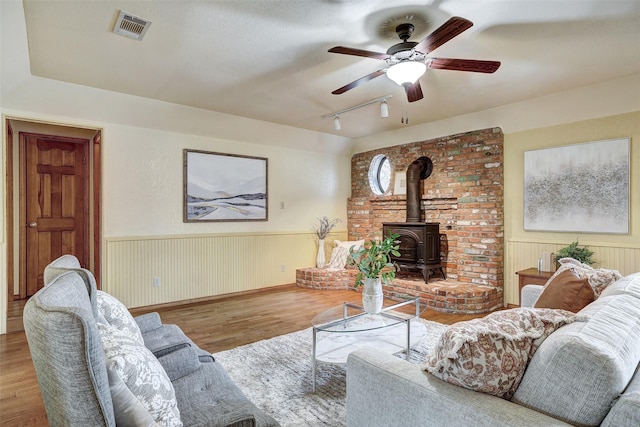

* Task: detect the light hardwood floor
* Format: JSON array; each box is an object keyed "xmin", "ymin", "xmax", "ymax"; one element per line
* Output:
[{"xmin": 0, "ymin": 284, "xmax": 488, "ymax": 426}]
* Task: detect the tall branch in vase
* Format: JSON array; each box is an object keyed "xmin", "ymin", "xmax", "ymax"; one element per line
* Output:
[{"xmin": 313, "ymin": 216, "xmax": 342, "ymax": 268}]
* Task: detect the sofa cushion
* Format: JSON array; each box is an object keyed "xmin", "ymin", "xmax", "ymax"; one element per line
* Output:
[
  {"xmin": 601, "ymin": 365, "xmax": 640, "ymax": 427},
  {"xmin": 423, "ymin": 308, "xmax": 577, "ymax": 399},
  {"xmin": 556, "ymin": 258, "xmax": 622, "ymax": 297},
  {"xmin": 105, "ymin": 363, "xmax": 157, "ymax": 426},
  {"xmin": 512, "ymin": 294, "xmax": 640, "ymax": 426},
  {"xmin": 98, "ymin": 323, "xmax": 182, "ymax": 426},
  {"xmin": 534, "ymin": 268, "xmax": 594, "ymax": 312},
  {"xmin": 97, "ymin": 290, "xmax": 144, "ymax": 345},
  {"xmin": 172, "ymin": 361, "xmax": 278, "ymax": 427},
  {"xmin": 600, "ymin": 273, "xmax": 640, "ymax": 300}
]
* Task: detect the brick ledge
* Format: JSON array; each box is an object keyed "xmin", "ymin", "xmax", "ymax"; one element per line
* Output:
[{"xmin": 296, "ymin": 267, "xmax": 502, "ymax": 314}]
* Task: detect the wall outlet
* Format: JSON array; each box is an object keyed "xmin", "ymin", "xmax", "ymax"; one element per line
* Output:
[
  {"xmin": 153, "ymin": 277, "xmax": 160, "ymax": 287},
  {"xmin": 280, "ymin": 264, "xmax": 286, "ymax": 272}
]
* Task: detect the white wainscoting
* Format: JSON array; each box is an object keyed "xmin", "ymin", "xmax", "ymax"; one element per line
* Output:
[
  {"xmin": 104, "ymin": 231, "xmax": 347, "ymax": 308},
  {"xmin": 505, "ymin": 239, "xmax": 640, "ymax": 305}
]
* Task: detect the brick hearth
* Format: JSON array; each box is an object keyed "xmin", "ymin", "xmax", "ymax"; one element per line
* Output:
[{"xmin": 296, "ymin": 268, "xmax": 503, "ymax": 314}]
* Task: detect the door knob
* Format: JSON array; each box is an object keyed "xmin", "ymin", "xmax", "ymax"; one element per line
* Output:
[{"xmin": 28, "ymin": 222, "xmax": 37, "ymax": 228}]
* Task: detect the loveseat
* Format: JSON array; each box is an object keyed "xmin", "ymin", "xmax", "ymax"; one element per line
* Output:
[
  {"xmin": 23, "ymin": 255, "xmax": 279, "ymax": 427},
  {"xmin": 346, "ymin": 272, "xmax": 640, "ymax": 426}
]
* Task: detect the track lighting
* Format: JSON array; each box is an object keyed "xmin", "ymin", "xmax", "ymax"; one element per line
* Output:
[
  {"xmin": 333, "ymin": 116, "xmax": 341, "ymax": 131},
  {"xmin": 380, "ymin": 100, "xmax": 389, "ymax": 118},
  {"xmin": 323, "ymin": 95, "xmax": 392, "ymax": 131}
]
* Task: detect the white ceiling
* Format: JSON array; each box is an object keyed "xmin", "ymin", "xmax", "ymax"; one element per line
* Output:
[{"xmin": 21, "ymin": 0, "xmax": 640, "ymax": 139}]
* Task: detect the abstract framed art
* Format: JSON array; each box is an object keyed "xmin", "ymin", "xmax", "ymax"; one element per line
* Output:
[
  {"xmin": 183, "ymin": 149, "xmax": 268, "ymax": 222},
  {"xmin": 523, "ymin": 138, "xmax": 629, "ymax": 234}
]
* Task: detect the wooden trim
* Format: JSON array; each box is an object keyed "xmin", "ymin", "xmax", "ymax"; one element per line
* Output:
[
  {"xmin": 93, "ymin": 131, "xmax": 101, "ymax": 289},
  {"xmin": 18, "ymin": 133, "xmax": 26, "ymax": 299},
  {"xmin": 5, "ymin": 120, "xmax": 15, "ymax": 301}
]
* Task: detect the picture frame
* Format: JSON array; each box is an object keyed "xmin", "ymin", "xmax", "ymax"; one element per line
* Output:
[
  {"xmin": 183, "ymin": 149, "xmax": 268, "ymax": 222},
  {"xmin": 523, "ymin": 138, "xmax": 629, "ymax": 234}
]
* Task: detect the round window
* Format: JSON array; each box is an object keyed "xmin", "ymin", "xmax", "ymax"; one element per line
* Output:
[{"xmin": 368, "ymin": 154, "xmax": 391, "ymax": 195}]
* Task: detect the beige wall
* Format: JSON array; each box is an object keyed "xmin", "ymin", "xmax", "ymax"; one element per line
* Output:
[{"xmin": 502, "ymin": 111, "xmax": 640, "ymax": 304}]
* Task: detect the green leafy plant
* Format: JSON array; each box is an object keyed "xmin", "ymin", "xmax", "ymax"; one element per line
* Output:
[
  {"xmin": 555, "ymin": 239, "xmax": 595, "ymax": 265},
  {"xmin": 348, "ymin": 233, "xmax": 401, "ymax": 287}
]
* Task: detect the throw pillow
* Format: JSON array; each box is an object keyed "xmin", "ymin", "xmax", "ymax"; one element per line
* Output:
[
  {"xmin": 97, "ymin": 290, "xmax": 144, "ymax": 345},
  {"xmin": 534, "ymin": 268, "xmax": 594, "ymax": 312},
  {"xmin": 334, "ymin": 239, "xmax": 365, "ymax": 252},
  {"xmin": 556, "ymin": 258, "xmax": 622, "ymax": 298},
  {"xmin": 327, "ymin": 246, "xmax": 349, "ymax": 269},
  {"xmin": 98, "ymin": 323, "xmax": 182, "ymax": 427},
  {"xmin": 422, "ymin": 307, "xmax": 578, "ymax": 399}
]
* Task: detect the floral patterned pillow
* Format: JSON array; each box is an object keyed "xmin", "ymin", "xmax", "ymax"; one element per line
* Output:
[
  {"xmin": 98, "ymin": 323, "xmax": 182, "ymax": 426},
  {"xmin": 97, "ymin": 290, "xmax": 144, "ymax": 345},
  {"xmin": 422, "ymin": 308, "xmax": 578, "ymax": 399}
]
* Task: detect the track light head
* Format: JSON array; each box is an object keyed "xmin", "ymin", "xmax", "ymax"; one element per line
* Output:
[
  {"xmin": 380, "ymin": 100, "xmax": 389, "ymax": 118},
  {"xmin": 333, "ymin": 115, "xmax": 341, "ymax": 131}
]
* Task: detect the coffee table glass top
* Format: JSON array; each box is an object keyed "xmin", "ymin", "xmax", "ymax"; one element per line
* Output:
[{"xmin": 312, "ymin": 296, "xmax": 426, "ymax": 333}]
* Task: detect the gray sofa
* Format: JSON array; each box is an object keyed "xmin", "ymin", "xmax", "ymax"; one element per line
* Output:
[
  {"xmin": 346, "ymin": 272, "xmax": 640, "ymax": 426},
  {"xmin": 24, "ymin": 255, "xmax": 279, "ymax": 427}
]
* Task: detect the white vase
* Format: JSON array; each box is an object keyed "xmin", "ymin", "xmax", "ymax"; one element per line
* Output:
[
  {"xmin": 362, "ymin": 277, "xmax": 383, "ymax": 314},
  {"xmin": 316, "ymin": 238, "xmax": 326, "ymax": 268}
]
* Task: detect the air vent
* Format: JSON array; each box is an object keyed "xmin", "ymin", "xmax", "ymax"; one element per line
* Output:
[{"xmin": 113, "ymin": 10, "xmax": 151, "ymax": 40}]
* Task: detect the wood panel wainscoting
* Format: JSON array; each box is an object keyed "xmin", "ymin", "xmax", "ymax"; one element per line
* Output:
[
  {"xmin": 0, "ymin": 284, "xmax": 489, "ymax": 426},
  {"xmin": 505, "ymin": 239, "xmax": 640, "ymax": 306},
  {"xmin": 103, "ymin": 231, "xmax": 347, "ymax": 309}
]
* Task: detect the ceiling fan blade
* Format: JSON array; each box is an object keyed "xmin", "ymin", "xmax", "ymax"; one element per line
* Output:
[
  {"xmin": 428, "ymin": 58, "xmax": 501, "ymax": 73},
  {"xmin": 404, "ymin": 81, "xmax": 424, "ymax": 103},
  {"xmin": 414, "ymin": 16, "xmax": 473, "ymax": 54},
  {"xmin": 328, "ymin": 46, "xmax": 389, "ymax": 60},
  {"xmin": 332, "ymin": 69, "xmax": 386, "ymax": 95}
]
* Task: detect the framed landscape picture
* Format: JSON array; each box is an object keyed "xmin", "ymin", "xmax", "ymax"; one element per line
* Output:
[
  {"xmin": 523, "ymin": 138, "xmax": 629, "ymax": 234},
  {"xmin": 183, "ymin": 150, "xmax": 268, "ymax": 222}
]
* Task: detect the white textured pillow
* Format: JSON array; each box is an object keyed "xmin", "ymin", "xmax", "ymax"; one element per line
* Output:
[
  {"xmin": 98, "ymin": 323, "xmax": 182, "ymax": 427},
  {"xmin": 334, "ymin": 239, "xmax": 364, "ymax": 251},
  {"xmin": 327, "ymin": 246, "xmax": 350, "ymax": 269},
  {"xmin": 97, "ymin": 290, "xmax": 144, "ymax": 345}
]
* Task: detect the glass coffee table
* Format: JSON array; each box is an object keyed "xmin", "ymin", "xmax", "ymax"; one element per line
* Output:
[{"xmin": 311, "ymin": 296, "xmax": 427, "ymax": 391}]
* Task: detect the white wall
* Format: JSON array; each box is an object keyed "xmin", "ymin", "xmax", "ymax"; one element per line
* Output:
[{"xmin": 0, "ymin": 1, "xmax": 351, "ymax": 333}]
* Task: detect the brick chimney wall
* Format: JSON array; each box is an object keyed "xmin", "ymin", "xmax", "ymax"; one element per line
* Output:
[{"xmin": 347, "ymin": 127, "xmax": 504, "ymax": 288}]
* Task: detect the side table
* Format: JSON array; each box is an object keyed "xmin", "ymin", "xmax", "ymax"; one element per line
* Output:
[{"xmin": 516, "ymin": 268, "xmax": 554, "ymax": 305}]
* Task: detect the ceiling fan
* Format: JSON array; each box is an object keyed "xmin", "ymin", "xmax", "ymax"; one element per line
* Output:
[{"xmin": 328, "ymin": 16, "xmax": 500, "ymax": 102}]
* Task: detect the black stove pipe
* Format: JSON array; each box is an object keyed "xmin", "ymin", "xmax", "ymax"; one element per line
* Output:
[{"xmin": 406, "ymin": 156, "xmax": 433, "ymax": 222}]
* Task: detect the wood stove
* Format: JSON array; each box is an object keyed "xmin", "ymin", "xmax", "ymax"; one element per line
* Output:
[{"xmin": 383, "ymin": 222, "xmax": 445, "ymax": 283}]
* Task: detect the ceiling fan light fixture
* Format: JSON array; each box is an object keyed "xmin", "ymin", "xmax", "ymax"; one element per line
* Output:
[
  {"xmin": 333, "ymin": 115, "xmax": 342, "ymax": 131},
  {"xmin": 380, "ymin": 100, "xmax": 389, "ymax": 118},
  {"xmin": 386, "ymin": 61, "xmax": 426, "ymax": 86}
]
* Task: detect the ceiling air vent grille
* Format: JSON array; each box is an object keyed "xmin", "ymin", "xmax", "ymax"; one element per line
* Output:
[{"xmin": 113, "ymin": 10, "xmax": 151, "ymax": 40}]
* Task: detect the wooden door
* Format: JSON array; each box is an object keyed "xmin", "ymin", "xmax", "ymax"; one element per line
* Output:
[{"xmin": 21, "ymin": 133, "xmax": 89, "ymax": 296}]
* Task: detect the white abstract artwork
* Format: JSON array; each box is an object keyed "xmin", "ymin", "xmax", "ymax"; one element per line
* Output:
[
  {"xmin": 524, "ymin": 138, "xmax": 629, "ymax": 234},
  {"xmin": 184, "ymin": 150, "xmax": 268, "ymax": 222}
]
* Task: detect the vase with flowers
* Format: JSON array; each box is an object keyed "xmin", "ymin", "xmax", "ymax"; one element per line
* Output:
[
  {"xmin": 312, "ymin": 216, "xmax": 341, "ymax": 268},
  {"xmin": 348, "ymin": 233, "xmax": 400, "ymax": 314}
]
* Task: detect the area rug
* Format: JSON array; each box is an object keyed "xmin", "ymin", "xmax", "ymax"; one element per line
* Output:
[{"xmin": 213, "ymin": 319, "xmax": 447, "ymax": 427}]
